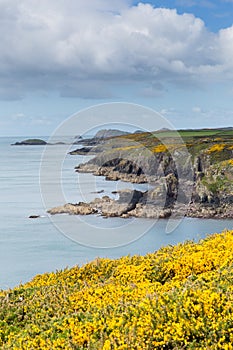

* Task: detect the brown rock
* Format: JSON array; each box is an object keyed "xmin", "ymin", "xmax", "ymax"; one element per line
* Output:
[{"xmin": 48, "ymin": 202, "xmax": 97, "ymax": 215}]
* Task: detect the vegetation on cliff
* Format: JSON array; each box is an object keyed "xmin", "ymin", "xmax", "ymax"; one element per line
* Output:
[
  {"xmin": 72, "ymin": 128, "xmax": 233, "ymax": 218},
  {"xmin": 1, "ymin": 230, "xmax": 233, "ymax": 349}
]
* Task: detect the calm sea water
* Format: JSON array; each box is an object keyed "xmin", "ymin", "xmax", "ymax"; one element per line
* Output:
[{"xmin": 1, "ymin": 136, "xmax": 233, "ymax": 289}]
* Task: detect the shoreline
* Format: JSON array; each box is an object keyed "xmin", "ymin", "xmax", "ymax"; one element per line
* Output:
[
  {"xmin": 49, "ymin": 128, "xmax": 233, "ymax": 220},
  {"xmin": 49, "ymin": 166, "xmax": 233, "ymax": 220},
  {"xmin": 48, "ymin": 171, "xmax": 233, "ymax": 220},
  {"xmin": 48, "ymin": 193, "xmax": 233, "ymax": 220}
]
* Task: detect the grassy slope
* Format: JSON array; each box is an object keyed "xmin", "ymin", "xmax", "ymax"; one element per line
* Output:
[
  {"xmin": 1, "ymin": 230, "xmax": 233, "ymax": 349},
  {"xmin": 108, "ymin": 127, "xmax": 233, "ymax": 150}
]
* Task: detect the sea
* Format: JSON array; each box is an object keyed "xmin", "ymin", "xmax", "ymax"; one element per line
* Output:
[{"xmin": 1, "ymin": 136, "xmax": 233, "ymax": 290}]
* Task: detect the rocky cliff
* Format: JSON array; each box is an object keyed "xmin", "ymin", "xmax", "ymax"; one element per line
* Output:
[{"xmin": 49, "ymin": 129, "xmax": 233, "ymax": 219}]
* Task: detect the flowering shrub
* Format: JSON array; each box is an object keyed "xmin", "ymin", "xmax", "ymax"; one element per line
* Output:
[
  {"xmin": 207, "ymin": 144, "xmax": 226, "ymax": 153},
  {"xmin": 1, "ymin": 230, "xmax": 233, "ymax": 349},
  {"xmin": 222, "ymin": 159, "xmax": 233, "ymax": 167},
  {"xmin": 152, "ymin": 144, "xmax": 167, "ymax": 153},
  {"xmin": 214, "ymin": 138, "xmax": 223, "ymax": 142}
]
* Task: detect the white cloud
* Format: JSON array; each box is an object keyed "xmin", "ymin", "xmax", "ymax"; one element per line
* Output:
[
  {"xmin": 11, "ymin": 113, "xmax": 28, "ymax": 120},
  {"xmin": 218, "ymin": 26, "xmax": 233, "ymax": 72},
  {"xmin": 0, "ymin": 1, "xmax": 232, "ymax": 99},
  {"xmin": 192, "ymin": 106, "xmax": 202, "ymax": 113}
]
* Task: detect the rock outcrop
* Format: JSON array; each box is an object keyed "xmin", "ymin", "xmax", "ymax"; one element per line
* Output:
[
  {"xmin": 94, "ymin": 129, "xmax": 129, "ymax": 139},
  {"xmin": 69, "ymin": 146, "xmax": 104, "ymax": 155},
  {"xmin": 12, "ymin": 139, "xmax": 47, "ymax": 146},
  {"xmin": 73, "ymin": 129, "xmax": 129, "ymax": 146},
  {"xmin": 47, "ymin": 179, "xmax": 191, "ymax": 219},
  {"xmin": 12, "ymin": 139, "xmax": 67, "ymax": 146},
  {"xmin": 48, "ymin": 203, "xmax": 97, "ymax": 215}
]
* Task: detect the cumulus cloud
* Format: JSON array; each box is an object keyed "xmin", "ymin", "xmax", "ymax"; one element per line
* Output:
[
  {"xmin": 0, "ymin": 0, "xmax": 232, "ymax": 100},
  {"xmin": 218, "ymin": 27, "xmax": 233, "ymax": 71}
]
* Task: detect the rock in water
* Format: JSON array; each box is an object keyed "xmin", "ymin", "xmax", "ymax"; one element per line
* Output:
[
  {"xmin": 12, "ymin": 139, "xmax": 47, "ymax": 146},
  {"xmin": 48, "ymin": 203, "xmax": 97, "ymax": 215}
]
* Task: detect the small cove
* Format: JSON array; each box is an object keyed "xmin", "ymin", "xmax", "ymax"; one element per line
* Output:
[{"xmin": 0, "ymin": 137, "xmax": 233, "ymax": 289}]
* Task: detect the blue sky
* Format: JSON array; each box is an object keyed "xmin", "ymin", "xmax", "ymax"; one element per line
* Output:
[
  {"xmin": 136, "ymin": 0, "xmax": 233, "ymax": 32},
  {"xmin": 0, "ymin": 0, "xmax": 233, "ymax": 136}
]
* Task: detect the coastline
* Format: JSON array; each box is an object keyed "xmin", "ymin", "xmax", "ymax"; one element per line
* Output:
[
  {"xmin": 49, "ymin": 130, "xmax": 233, "ymax": 220},
  {"xmin": 4, "ymin": 135, "xmax": 233, "ymax": 289},
  {"xmin": 48, "ymin": 198, "xmax": 233, "ymax": 219}
]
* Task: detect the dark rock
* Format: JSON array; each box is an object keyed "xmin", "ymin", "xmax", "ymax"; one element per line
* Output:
[
  {"xmin": 12, "ymin": 139, "xmax": 47, "ymax": 146},
  {"xmin": 91, "ymin": 190, "xmax": 104, "ymax": 194},
  {"xmin": 70, "ymin": 147, "xmax": 91, "ymax": 154},
  {"xmin": 74, "ymin": 135, "xmax": 83, "ymax": 140},
  {"xmin": 117, "ymin": 189, "xmax": 143, "ymax": 206},
  {"xmin": 73, "ymin": 139, "xmax": 100, "ymax": 146},
  {"xmin": 134, "ymin": 130, "xmax": 144, "ymax": 134}
]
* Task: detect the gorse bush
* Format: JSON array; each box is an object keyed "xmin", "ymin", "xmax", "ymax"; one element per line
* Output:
[
  {"xmin": 207, "ymin": 144, "xmax": 226, "ymax": 153},
  {"xmin": 1, "ymin": 230, "xmax": 233, "ymax": 349}
]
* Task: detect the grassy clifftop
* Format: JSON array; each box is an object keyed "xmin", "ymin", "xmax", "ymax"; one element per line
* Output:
[
  {"xmin": 1, "ymin": 230, "xmax": 233, "ymax": 349},
  {"xmin": 73, "ymin": 127, "xmax": 233, "ymax": 218}
]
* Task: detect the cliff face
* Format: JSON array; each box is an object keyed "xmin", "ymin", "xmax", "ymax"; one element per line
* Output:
[
  {"xmin": 76, "ymin": 147, "xmax": 191, "ymax": 183},
  {"xmin": 73, "ymin": 136, "xmax": 233, "ymax": 218},
  {"xmin": 49, "ymin": 130, "xmax": 233, "ymax": 219},
  {"xmin": 191, "ymin": 149, "xmax": 233, "ymax": 204}
]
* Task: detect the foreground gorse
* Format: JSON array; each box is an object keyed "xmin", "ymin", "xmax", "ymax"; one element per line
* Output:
[{"xmin": 1, "ymin": 230, "xmax": 233, "ymax": 349}]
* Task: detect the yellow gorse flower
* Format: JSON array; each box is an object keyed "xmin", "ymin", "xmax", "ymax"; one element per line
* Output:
[
  {"xmin": 207, "ymin": 143, "xmax": 226, "ymax": 153},
  {"xmin": 1, "ymin": 230, "xmax": 233, "ymax": 349},
  {"xmin": 152, "ymin": 144, "xmax": 168, "ymax": 153}
]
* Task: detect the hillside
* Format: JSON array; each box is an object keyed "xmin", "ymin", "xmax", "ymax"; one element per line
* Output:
[
  {"xmin": 94, "ymin": 129, "xmax": 130, "ymax": 139},
  {"xmin": 1, "ymin": 230, "xmax": 233, "ymax": 349},
  {"xmin": 59, "ymin": 127, "xmax": 233, "ymax": 219}
]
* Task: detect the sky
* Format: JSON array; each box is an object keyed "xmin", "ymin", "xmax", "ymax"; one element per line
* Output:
[{"xmin": 0, "ymin": 0, "xmax": 233, "ymax": 136}]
